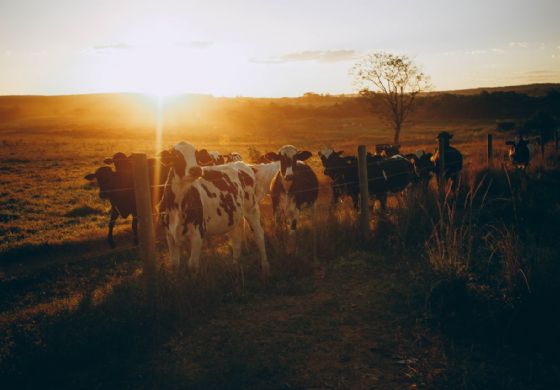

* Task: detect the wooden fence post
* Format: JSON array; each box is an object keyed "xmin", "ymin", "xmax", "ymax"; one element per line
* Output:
[
  {"xmin": 357, "ymin": 145, "xmax": 371, "ymax": 241},
  {"xmin": 438, "ymin": 136, "xmax": 446, "ymax": 197},
  {"xmin": 131, "ymin": 153, "xmax": 157, "ymax": 302},
  {"xmin": 540, "ymin": 129, "xmax": 545, "ymax": 159},
  {"xmin": 487, "ymin": 133, "xmax": 493, "ymax": 168},
  {"xmin": 555, "ymin": 128, "xmax": 559, "ymax": 153}
]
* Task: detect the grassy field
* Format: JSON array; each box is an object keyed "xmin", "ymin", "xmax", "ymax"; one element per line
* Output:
[{"xmin": 1, "ymin": 96, "xmax": 560, "ymax": 388}]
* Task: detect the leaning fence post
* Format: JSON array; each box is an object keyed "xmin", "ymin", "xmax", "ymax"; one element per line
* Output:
[
  {"xmin": 438, "ymin": 136, "xmax": 446, "ymax": 197},
  {"xmin": 357, "ymin": 145, "xmax": 371, "ymax": 241},
  {"xmin": 487, "ymin": 133, "xmax": 493, "ymax": 168},
  {"xmin": 131, "ymin": 153, "xmax": 157, "ymax": 303}
]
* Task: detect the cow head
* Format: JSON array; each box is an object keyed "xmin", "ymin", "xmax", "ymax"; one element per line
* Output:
[
  {"xmin": 208, "ymin": 151, "xmax": 226, "ymax": 165},
  {"xmin": 103, "ymin": 152, "xmax": 131, "ymax": 172},
  {"xmin": 265, "ymin": 145, "xmax": 312, "ymax": 181},
  {"xmin": 225, "ymin": 152, "xmax": 243, "ymax": 163},
  {"xmin": 159, "ymin": 142, "xmax": 211, "ymax": 179},
  {"xmin": 436, "ymin": 131, "xmax": 453, "ymax": 147},
  {"xmin": 318, "ymin": 148, "xmax": 344, "ymax": 177},
  {"xmin": 84, "ymin": 166, "xmax": 115, "ymax": 199}
]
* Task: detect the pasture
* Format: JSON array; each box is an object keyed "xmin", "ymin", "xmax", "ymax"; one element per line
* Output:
[{"xmin": 1, "ymin": 96, "xmax": 560, "ymax": 389}]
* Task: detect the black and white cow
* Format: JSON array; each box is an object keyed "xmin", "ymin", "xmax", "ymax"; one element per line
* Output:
[
  {"xmin": 207, "ymin": 151, "xmax": 244, "ymax": 165},
  {"xmin": 84, "ymin": 153, "xmax": 170, "ymax": 247},
  {"xmin": 431, "ymin": 131, "xmax": 463, "ymax": 190},
  {"xmin": 506, "ymin": 136, "xmax": 537, "ymax": 169},
  {"xmin": 367, "ymin": 155, "xmax": 416, "ymax": 209},
  {"xmin": 405, "ymin": 150, "xmax": 435, "ymax": 185},
  {"xmin": 319, "ymin": 147, "xmax": 415, "ymax": 210},
  {"xmin": 265, "ymin": 145, "xmax": 319, "ymax": 245},
  {"xmin": 159, "ymin": 141, "xmax": 270, "ymax": 277},
  {"xmin": 318, "ymin": 148, "xmax": 359, "ymax": 208}
]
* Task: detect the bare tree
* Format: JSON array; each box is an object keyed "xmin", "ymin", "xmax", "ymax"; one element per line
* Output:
[{"xmin": 351, "ymin": 52, "xmax": 432, "ymax": 145}]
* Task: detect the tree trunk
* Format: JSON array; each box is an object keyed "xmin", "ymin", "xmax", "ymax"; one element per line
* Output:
[{"xmin": 393, "ymin": 124, "xmax": 401, "ymax": 146}]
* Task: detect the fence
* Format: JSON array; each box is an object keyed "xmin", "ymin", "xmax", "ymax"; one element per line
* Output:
[{"xmin": 103, "ymin": 133, "xmax": 560, "ymax": 299}]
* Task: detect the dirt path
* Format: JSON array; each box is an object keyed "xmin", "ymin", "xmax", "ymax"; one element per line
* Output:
[{"xmin": 120, "ymin": 252, "xmax": 435, "ymax": 389}]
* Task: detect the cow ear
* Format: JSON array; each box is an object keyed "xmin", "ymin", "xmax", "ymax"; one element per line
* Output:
[
  {"xmin": 196, "ymin": 149, "xmax": 213, "ymax": 166},
  {"xmin": 296, "ymin": 151, "xmax": 312, "ymax": 161},
  {"xmin": 188, "ymin": 166, "xmax": 203, "ymax": 178},
  {"xmin": 103, "ymin": 158, "xmax": 114, "ymax": 165},
  {"xmin": 265, "ymin": 152, "xmax": 280, "ymax": 161},
  {"xmin": 84, "ymin": 173, "xmax": 96, "ymax": 181}
]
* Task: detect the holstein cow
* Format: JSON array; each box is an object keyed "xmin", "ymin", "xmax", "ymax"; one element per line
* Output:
[
  {"xmin": 367, "ymin": 155, "xmax": 416, "ymax": 209},
  {"xmin": 318, "ymin": 148, "xmax": 360, "ymax": 208},
  {"xmin": 265, "ymin": 145, "xmax": 318, "ymax": 248},
  {"xmin": 431, "ymin": 131, "xmax": 463, "ymax": 190},
  {"xmin": 506, "ymin": 136, "xmax": 537, "ymax": 170},
  {"xmin": 84, "ymin": 154, "xmax": 170, "ymax": 247},
  {"xmin": 207, "ymin": 151, "xmax": 244, "ymax": 165},
  {"xmin": 405, "ymin": 150, "xmax": 435, "ymax": 185},
  {"xmin": 158, "ymin": 142, "xmax": 270, "ymax": 277}
]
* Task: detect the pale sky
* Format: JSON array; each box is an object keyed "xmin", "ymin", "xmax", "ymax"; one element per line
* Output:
[{"xmin": 1, "ymin": 0, "xmax": 559, "ymax": 96}]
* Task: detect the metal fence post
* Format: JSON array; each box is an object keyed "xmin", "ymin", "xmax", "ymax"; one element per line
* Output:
[
  {"xmin": 357, "ymin": 145, "xmax": 370, "ymax": 241},
  {"xmin": 131, "ymin": 153, "xmax": 157, "ymax": 302}
]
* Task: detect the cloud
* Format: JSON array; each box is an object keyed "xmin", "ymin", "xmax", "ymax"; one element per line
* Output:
[
  {"xmin": 175, "ymin": 41, "xmax": 213, "ymax": 49},
  {"xmin": 252, "ymin": 50, "xmax": 357, "ymax": 64},
  {"xmin": 464, "ymin": 49, "xmax": 487, "ymax": 55},
  {"xmin": 509, "ymin": 41, "xmax": 529, "ymax": 49}
]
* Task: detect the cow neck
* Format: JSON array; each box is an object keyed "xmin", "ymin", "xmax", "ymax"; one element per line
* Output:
[{"xmin": 170, "ymin": 169, "xmax": 198, "ymax": 199}]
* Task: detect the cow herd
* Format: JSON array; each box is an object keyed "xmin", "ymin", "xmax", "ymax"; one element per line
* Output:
[{"xmin": 82, "ymin": 131, "xmax": 476, "ymax": 276}]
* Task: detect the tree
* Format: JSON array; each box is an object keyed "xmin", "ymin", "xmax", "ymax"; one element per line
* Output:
[{"xmin": 351, "ymin": 52, "xmax": 432, "ymax": 145}]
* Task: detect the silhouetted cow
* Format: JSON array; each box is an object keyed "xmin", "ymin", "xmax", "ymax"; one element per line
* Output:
[
  {"xmin": 318, "ymin": 148, "xmax": 359, "ymax": 208},
  {"xmin": 506, "ymin": 136, "xmax": 537, "ymax": 170},
  {"xmin": 84, "ymin": 153, "xmax": 171, "ymax": 248},
  {"xmin": 405, "ymin": 150, "xmax": 435, "ymax": 185},
  {"xmin": 431, "ymin": 132, "xmax": 463, "ymax": 189}
]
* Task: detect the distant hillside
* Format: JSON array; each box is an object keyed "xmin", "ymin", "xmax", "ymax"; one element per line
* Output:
[{"xmin": 440, "ymin": 83, "xmax": 560, "ymax": 97}]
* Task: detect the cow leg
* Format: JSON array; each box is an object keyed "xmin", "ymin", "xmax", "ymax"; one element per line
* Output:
[
  {"xmin": 107, "ymin": 207, "xmax": 118, "ymax": 248},
  {"xmin": 131, "ymin": 216, "xmax": 138, "ymax": 246},
  {"xmin": 166, "ymin": 233, "xmax": 182, "ymax": 268},
  {"xmin": 286, "ymin": 203, "xmax": 300, "ymax": 255},
  {"xmin": 187, "ymin": 228, "xmax": 203, "ymax": 273},
  {"xmin": 230, "ymin": 222, "xmax": 244, "ymax": 263},
  {"xmin": 244, "ymin": 209, "xmax": 269, "ymax": 278}
]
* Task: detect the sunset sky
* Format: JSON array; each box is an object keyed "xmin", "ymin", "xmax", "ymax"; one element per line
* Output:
[{"xmin": 1, "ymin": 0, "xmax": 559, "ymax": 97}]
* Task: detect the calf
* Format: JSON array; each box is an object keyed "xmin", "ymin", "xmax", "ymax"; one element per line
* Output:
[
  {"xmin": 265, "ymin": 145, "xmax": 318, "ymax": 244},
  {"xmin": 506, "ymin": 137, "xmax": 537, "ymax": 169},
  {"xmin": 159, "ymin": 142, "xmax": 269, "ymax": 277},
  {"xmin": 405, "ymin": 150, "xmax": 435, "ymax": 185},
  {"xmin": 431, "ymin": 131, "xmax": 463, "ymax": 190},
  {"xmin": 318, "ymin": 148, "xmax": 359, "ymax": 208}
]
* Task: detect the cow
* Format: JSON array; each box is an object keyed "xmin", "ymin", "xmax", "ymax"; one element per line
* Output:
[
  {"xmin": 431, "ymin": 131, "xmax": 463, "ymax": 190},
  {"xmin": 506, "ymin": 136, "xmax": 537, "ymax": 169},
  {"xmin": 207, "ymin": 151, "xmax": 243, "ymax": 165},
  {"xmin": 375, "ymin": 144, "xmax": 400, "ymax": 158},
  {"xmin": 84, "ymin": 154, "xmax": 171, "ymax": 248},
  {"xmin": 318, "ymin": 148, "xmax": 359, "ymax": 208},
  {"xmin": 264, "ymin": 145, "xmax": 318, "ymax": 249},
  {"xmin": 367, "ymin": 155, "xmax": 416, "ymax": 209},
  {"xmin": 405, "ymin": 150, "xmax": 435, "ymax": 185},
  {"xmin": 158, "ymin": 141, "xmax": 270, "ymax": 277},
  {"xmin": 319, "ymin": 147, "xmax": 415, "ymax": 210}
]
